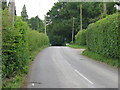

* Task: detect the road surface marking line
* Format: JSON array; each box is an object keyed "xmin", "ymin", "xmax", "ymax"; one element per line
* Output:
[
  {"xmin": 75, "ymin": 69, "xmax": 94, "ymax": 85},
  {"xmin": 66, "ymin": 61, "xmax": 71, "ymax": 66}
]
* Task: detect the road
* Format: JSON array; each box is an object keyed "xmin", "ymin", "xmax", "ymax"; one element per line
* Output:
[{"xmin": 27, "ymin": 46, "xmax": 118, "ymax": 88}]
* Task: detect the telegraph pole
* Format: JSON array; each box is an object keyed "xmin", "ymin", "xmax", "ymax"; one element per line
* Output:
[
  {"xmin": 44, "ymin": 15, "xmax": 47, "ymax": 35},
  {"xmin": 80, "ymin": 4, "xmax": 82, "ymax": 30},
  {"xmin": 103, "ymin": 2, "xmax": 107, "ymax": 16},
  {"xmin": 72, "ymin": 17, "xmax": 75, "ymax": 43},
  {"xmin": 9, "ymin": 0, "xmax": 15, "ymax": 27}
]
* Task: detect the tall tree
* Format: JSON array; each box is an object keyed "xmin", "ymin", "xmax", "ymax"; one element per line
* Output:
[
  {"xmin": 28, "ymin": 16, "xmax": 44, "ymax": 32},
  {"xmin": 21, "ymin": 5, "xmax": 28, "ymax": 21},
  {"xmin": 46, "ymin": 2, "xmax": 116, "ymax": 46}
]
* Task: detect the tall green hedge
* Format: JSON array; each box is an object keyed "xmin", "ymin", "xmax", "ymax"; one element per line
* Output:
[
  {"xmin": 86, "ymin": 13, "xmax": 119, "ymax": 59},
  {"xmin": 2, "ymin": 9, "xmax": 49, "ymax": 79},
  {"xmin": 26, "ymin": 30, "xmax": 49, "ymax": 53},
  {"xmin": 75, "ymin": 29, "xmax": 86, "ymax": 46}
]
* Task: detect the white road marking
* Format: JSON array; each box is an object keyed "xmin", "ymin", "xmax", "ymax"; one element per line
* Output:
[
  {"xmin": 75, "ymin": 69, "xmax": 94, "ymax": 85},
  {"xmin": 65, "ymin": 61, "xmax": 71, "ymax": 66}
]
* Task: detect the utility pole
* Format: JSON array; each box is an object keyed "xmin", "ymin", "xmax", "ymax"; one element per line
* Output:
[
  {"xmin": 44, "ymin": 15, "xmax": 47, "ymax": 35},
  {"xmin": 80, "ymin": 4, "xmax": 82, "ymax": 30},
  {"xmin": 103, "ymin": 2, "xmax": 107, "ymax": 16},
  {"xmin": 72, "ymin": 17, "xmax": 75, "ymax": 43},
  {"xmin": 9, "ymin": 0, "xmax": 15, "ymax": 27}
]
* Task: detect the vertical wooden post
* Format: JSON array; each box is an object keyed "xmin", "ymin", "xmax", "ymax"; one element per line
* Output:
[
  {"xmin": 103, "ymin": 2, "xmax": 107, "ymax": 16},
  {"xmin": 72, "ymin": 17, "xmax": 75, "ymax": 43},
  {"xmin": 80, "ymin": 4, "xmax": 82, "ymax": 31},
  {"xmin": 44, "ymin": 15, "xmax": 47, "ymax": 35},
  {"xmin": 9, "ymin": 0, "xmax": 15, "ymax": 27}
]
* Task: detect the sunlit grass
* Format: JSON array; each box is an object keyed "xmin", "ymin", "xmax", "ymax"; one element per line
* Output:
[
  {"xmin": 67, "ymin": 44, "xmax": 119, "ymax": 68},
  {"xmin": 83, "ymin": 50, "xmax": 119, "ymax": 68},
  {"xmin": 66, "ymin": 44, "xmax": 87, "ymax": 49}
]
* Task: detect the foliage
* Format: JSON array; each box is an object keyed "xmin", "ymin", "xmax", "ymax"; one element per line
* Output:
[
  {"xmin": 3, "ymin": 73, "xmax": 24, "ymax": 88},
  {"xmin": 46, "ymin": 2, "xmax": 116, "ymax": 45},
  {"xmin": 21, "ymin": 5, "xmax": 28, "ymax": 21},
  {"xmin": 86, "ymin": 13, "xmax": 119, "ymax": 59},
  {"xmin": 3, "ymin": 46, "xmax": 48, "ymax": 88},
  {"xmin": 106, "ymin": 2, "xmax": 116, "ymax": 15},
  {"xmin": 48, "ymin": 19, "xmax": 73, "ymax": 45},
  {"xmin": 75, "ymin": 29, "xmax": 86, "ymax": 45},
  {"xmin": 67, "ymin": 44, "xmax": 86, "ymax": 49},
  {"xmin": 28, "ymin": 16, "xmax": 44, "ymax": 32},
  {"xmin": 2, "ymin": 9, "xmax": 49, "ymax": 88},
  {"xmin": 83, "ymin": 50, "xmax": 119, "ymax": 68},
  {"xmin": 26, "ymin": 30, "xmax": 49, "ymax": 54},
  {"xmin": 2, "ymin": 0, "xmax": 7, "ymax": 10},
  {"xmin": 2, "ymin": 14, "xmax": 29, "ymax": 79}
]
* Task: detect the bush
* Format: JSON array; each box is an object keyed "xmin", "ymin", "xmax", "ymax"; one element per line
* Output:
[
  {"xmin": 2, "ymin": 9, "xmax": 49, "ymax": 80},
  {"xmin": 75, "ymin": 29, "xmax": 86, "ymax": 46},
  {"xmin": 26, "ymin": 30, "xmax": 49, "ymax": 53},
  {"xmin": 86, "ymin": 13, "xmax": 119, "ymax": 59}
]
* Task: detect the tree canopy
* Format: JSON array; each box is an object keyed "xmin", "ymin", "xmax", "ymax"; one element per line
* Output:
[
  {"xmin": 46, "ymin": 2, "xmax": 116, "ymax": 46},
  {"xmin": 28, "ymin": 16, "xmax": 44, "ymax": 32},
  {"xmin": 21, "ymin": 5, "xmax": 28, "ymax": 21}
]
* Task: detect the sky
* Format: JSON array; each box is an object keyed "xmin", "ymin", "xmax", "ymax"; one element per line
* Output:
[{"xmin": 15, "ymin": 0, "xmax": 58, "ymax": 20}]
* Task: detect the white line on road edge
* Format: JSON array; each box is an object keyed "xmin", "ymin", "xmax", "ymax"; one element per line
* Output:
[{"xmin": 75, "ymin": 69, "xmax": 94, "ymax": 85}]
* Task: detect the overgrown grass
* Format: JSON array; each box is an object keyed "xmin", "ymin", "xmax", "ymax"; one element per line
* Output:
[
  {"xmin": 66, "ymin": 44, "xmax": 87, "ymax": 49},
  {"xmin": 2, "ymin": 45, "xmax": 49, "ymax": 88},
  {"xmin": 83, "ymin": 50, "xmax": 119, "ymax": 68}
]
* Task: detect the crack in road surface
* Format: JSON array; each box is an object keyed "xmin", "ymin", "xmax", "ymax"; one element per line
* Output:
[{"xmin": 27, "ymin": 46, "xmax": 118, "ymax": 88}]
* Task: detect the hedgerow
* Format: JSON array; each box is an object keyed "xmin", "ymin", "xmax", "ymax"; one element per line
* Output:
[
  {"xmin": 74, "ymin": 13, "xmax": 119, "ymax": 67},
  {"xmin": 2, "ymin": 9, "xmax": 49, "ymax": 85},
  {"xmin": 75, "ymin": 29, "xmax": 86, "ymax": 46},
  {"xmin": 86, "ymin": 13, "xmax": 119, "ymax": 59}
]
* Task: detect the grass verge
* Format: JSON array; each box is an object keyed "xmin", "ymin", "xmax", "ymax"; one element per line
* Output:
[
  {"xmin": 83, "ymin": 50, "xmax": 119, "ymax": 68},
  {"xmin": 2, "ymin": 45, "xmax": 49, "ymax": 88},
  {"xmin": 66, "ymin": 44, "xmax": 87, "ymax": 49}
]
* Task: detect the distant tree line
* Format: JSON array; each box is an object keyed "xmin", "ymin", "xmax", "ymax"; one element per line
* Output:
[
  {"xmin": 21, "ymin": 5, "xmax": 44, "ymax": 33},
  {"xmin": 46, "ymin": 2, "xmax": 116, "ymax": 45}
]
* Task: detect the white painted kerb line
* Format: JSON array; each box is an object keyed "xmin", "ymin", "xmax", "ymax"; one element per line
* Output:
[{"xmin": 75, "ymin": 69, "xmax": 94, "ymax": 85}]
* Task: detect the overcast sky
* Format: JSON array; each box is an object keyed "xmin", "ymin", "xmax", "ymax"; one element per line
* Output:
[{"xmin": 15, "ymin": 0, "xmax": 58, "ymax": 20}]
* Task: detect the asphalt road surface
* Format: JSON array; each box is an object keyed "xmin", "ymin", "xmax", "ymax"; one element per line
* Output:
[{"xmin": 27, "ymin": 46, "xmax": 118, "ymax": 88}]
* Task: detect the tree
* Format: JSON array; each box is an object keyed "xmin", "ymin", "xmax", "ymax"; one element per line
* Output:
[
  {"xmin": 46, "ymin": 2, "xmax": 101, "ymax": 45},
  {"xmin": 46, "ymin": 2, "xmax": 116, "ymax": 46},
  {"xmin": 21, "ymin": 5, "xmax": 28, "ymax": 21},
  {"xmin": 28, "ymin": 16, "xmax": 44, "ymax": 32}
]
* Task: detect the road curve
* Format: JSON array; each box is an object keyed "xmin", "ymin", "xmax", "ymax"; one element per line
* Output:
[{"xmin": 27, "ymin": 46, "xmax": 118, "ymax": 88}]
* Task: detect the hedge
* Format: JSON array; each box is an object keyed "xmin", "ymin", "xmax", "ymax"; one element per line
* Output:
[
  {"xmin": 86, "ymin": 13, "xmax": 119, "ymax": 59},
  {"xmin": 2, "ymin": 9, "xmax": 49, "ymax": 80},
  {"xmin": 75, "ymin": 29, "xmax": 86, "ymax": 46},
  {"xmin": 26, "ymin": 30, "xmax": 49, "ymax": 53}
]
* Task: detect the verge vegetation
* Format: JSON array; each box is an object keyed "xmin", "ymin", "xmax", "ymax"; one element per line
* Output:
[
  {"xmin": 75, "ymin": 13, "xmax": 119, "ymax": 68},
  {"xmin": 66, "ymin": 44, "xmax": 86, "ymax": 49},
  {"xmin": 2, "ymin": 9, "xmax": 49, "ymax": 88}
]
